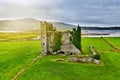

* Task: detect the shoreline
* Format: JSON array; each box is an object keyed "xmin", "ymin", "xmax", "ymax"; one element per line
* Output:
[{"xmin": 82, "ymin": 35, "xmax": 120, "ymax": 37}]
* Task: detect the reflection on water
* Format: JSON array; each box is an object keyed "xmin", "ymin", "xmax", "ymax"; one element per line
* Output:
[{"xmin": 82, "ymin": 30, "xmax": 120, "ymax": 37}]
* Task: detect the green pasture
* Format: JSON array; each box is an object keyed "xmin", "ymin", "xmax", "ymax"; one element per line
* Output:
[
  {"xmin": 82, "ymin": 37, "xmax": 114, "ymax": 54},
  {"xmin": 103, "ymin": 37, "xmax": 120, "ymax": 48},
  {"xmin": 0, "ymin": 37, "xmax": 120, "ymax": 80},
  {"xmin": 19, "ymin": 52, "xmax": 120, "ymax": 80},
  {"xmin": 0, "ymin": 31, "xmax": 40, "ymax": 41},
  {"xmin": 0, "ymin": 41, "xmax": 41, "ymax": 80}
]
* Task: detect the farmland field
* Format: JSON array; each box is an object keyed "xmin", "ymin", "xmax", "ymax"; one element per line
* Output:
[
  {"xmin": 82, "ymin": 37, "xmax": 114, "ymax": 54},
  {"xmin": 0, "ymin": 37, "xmax": 120, "ymax": 80},
  {"xmin": 0, "ymin": 41, "xmax": 41, "ymax": 80},
  {"xmin": 0, "ymin": 31, "xmax": 40, "ymax": 41},
  {"xmin": 103, "ymin": 37, "xmax": 120, "ymax": 48}
]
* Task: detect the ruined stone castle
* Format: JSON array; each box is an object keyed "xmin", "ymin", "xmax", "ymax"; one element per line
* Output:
[{"xmin": 40, "ymin": 21, "xmax": 81, "ymax": 55}]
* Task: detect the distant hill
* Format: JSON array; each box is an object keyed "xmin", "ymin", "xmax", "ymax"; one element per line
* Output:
[
  {"xmin": 0, "ymin": 18, "xmax": 40, "ymax": 31},
  {"xmin": 0, "ymin": 18, "xmax": 120, "ymax": 31},
  {"xmin": 0, "ymin": 18, "xmax": 76, "ymax": 31},
  {"xmin": 51, "ymin": 22, "xmax": 76, "ymax": 30}
]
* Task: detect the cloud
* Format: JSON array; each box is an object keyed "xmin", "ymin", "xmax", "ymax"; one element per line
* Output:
[
  {"xmin": 0, "ymin": 0, "xmax": 120, "ymax": 26},
  {"xmin": 57, "ymin": 0, "xmax": 120, "ymax": 26}
]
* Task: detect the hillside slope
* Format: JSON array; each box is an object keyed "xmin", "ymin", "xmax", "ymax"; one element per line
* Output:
[{"xmin": 0, "ymin": 18, "xmax": 76, "ymax": 31}]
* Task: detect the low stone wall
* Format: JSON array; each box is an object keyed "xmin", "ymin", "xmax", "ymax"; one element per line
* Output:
[
  {"xmin": 69, "ymin": 55, "xmax": 92, "ymax": 63},
  {"xmin": 68, "ymin": 55, "xmax": 101, "ymax": 64}
]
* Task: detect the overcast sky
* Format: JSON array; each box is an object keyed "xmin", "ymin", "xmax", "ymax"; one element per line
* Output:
[{"xmin": 0, "ymin": 0, "xmax": 120, "ymax": 26}]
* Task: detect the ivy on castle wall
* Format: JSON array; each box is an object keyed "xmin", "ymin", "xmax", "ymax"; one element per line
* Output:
[
  {"xmin": 52, "ymin": 32, "xmax": 62, "ymax": 52},
  {"xmin": 71, "ymin": 25, "xmax": 81, "ymax": 51}
]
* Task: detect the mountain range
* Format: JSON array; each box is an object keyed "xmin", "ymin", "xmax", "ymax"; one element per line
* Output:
[
  {"xmin": 0, "ymin": 18, "xmax": 120, "ymax": 31},
  {"xmin": 0, "ymin": 18, "xmax": 76, "ymax": 31}
]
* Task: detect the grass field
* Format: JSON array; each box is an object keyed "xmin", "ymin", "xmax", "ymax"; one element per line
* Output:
[
  {"xmin": 18, "ymin": 52, "xmax": 120, "ymax": 80},
  {"xmin": 0, "ymin": 31, "xmax": 40, "ymax": 41},
  {"xmin": 0, "ymin": 37, "xmax": 120, "ymax": 80},
  {"xmin": 82, "ymin": 37, "xmax": 114, "ymax": 54},
  {"xmin": 0, "ymin": 41, "xmax": 41, "ymax": 80},
  {"xmin": 104, "ymin": 37, "xmax": 120, "ymax": 48}
]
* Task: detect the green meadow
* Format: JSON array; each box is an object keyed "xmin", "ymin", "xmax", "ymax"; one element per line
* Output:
[
  {"xmin": 0, "ymin": 36, "xmax": 120, "ymax": 80},
  {"xmin": 0, "ymin": 41, "xmax": 41, "ymax": 80},
  {"xmin": 0, "ymin": 31, "xmax": 40, "ymax": 41},
  {"xmin": 104, "ymin": 37, "xmax": 120, "ymax": 48}
]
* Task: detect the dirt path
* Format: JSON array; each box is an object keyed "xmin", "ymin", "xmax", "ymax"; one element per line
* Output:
[
  {"xmin": 101, "ymin": 37, "xmax": 120, "ymax": 52},
  {"xmin": 12, "ymin": 54, "xmax": 43, "ymax": 80}
]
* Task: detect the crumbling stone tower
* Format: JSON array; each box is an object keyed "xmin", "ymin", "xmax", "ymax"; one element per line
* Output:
[
  {"xmin": 40, "ymin": 21, "xmax": 56, "ymax": 55},
  {"xmin": 40, "ymin": 21, "xmax": 81, "ymax": 55}
]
